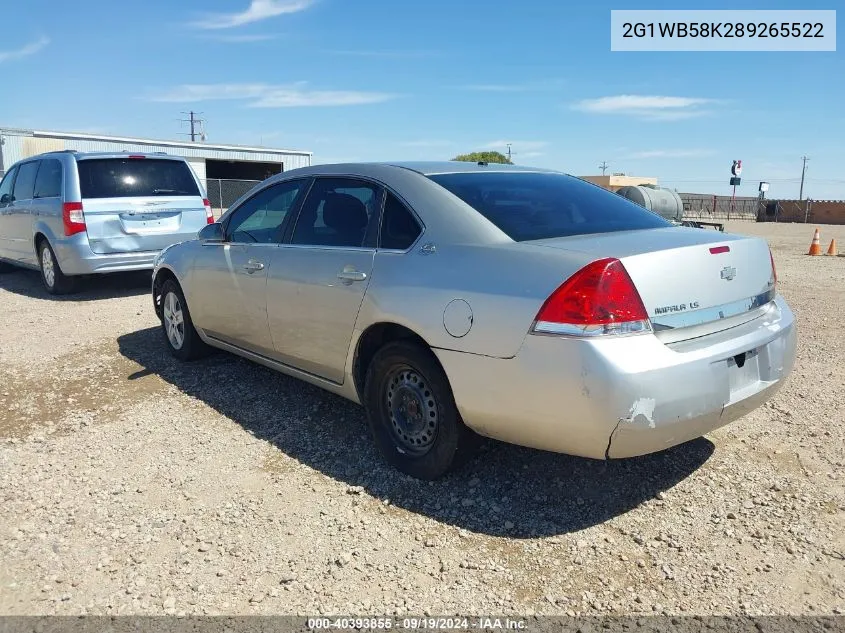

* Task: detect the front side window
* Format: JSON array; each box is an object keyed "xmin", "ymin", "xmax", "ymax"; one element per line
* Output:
[
  {"xmin": 34, "ymin": 159, "xmax": 63, "ymax": 199},
  {"xmin": 76, "ymin": 158, "xmax": 200, "ymax": 198},
  {"xmin": 290, "ymin": 177, "xmax": 380, "ymax": 248},
  {"xmin": 226, "ymin": 179, "xmax": 306, "ymax": 244},
  {"xmin": 12, "ymin": 161, "xmax": 40, "ymax": 202},
  {"xmin": 0, "ymin": 167, "xmax": 18, "ymax": 206},
  {"xmin": 380, "ymin": 192, "xmax": 422, "ymax": 250},
  {"xmin": 428, "ymin": 172, "xmax": 672, "ymax": 241}
]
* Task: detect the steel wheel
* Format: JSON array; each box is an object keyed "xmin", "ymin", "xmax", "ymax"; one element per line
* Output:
[
  {"xmin": 41, "ymin": 245, "xmax": 55, "ymax": 289},
  {"xmin": 385, "ymin": 366, "xmax": 439, "ymax": 455},
  {"xmin": 162, "ymin": 291, "xmax": 185, "ymax": 350}
]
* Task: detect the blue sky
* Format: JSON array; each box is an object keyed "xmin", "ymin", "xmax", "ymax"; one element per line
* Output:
[{"xmin": 1, "ymin": 0, "xmax": 843, "ymax": 199}]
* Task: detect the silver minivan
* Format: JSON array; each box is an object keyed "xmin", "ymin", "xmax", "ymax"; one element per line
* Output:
[{"xmin": 0, "ymin": 151, "xmax": 213, "ymax": 294}]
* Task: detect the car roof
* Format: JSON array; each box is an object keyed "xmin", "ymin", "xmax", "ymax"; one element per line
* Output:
[
  {"xmin": 384, "ymin": 161, "xmax": 561, "ymax": 176},
  {"xmin": 279, "ymin": 160, "xmax": 564, "ymax": 180}
]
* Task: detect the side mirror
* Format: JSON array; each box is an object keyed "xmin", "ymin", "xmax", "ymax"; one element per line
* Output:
[
  {"xmin": 198, "ymin": 222, "xmax": 225, "ymax": 242},
  {"xmin": 0, "ymin": 194, "xmax": 11, "ymax": 205}
]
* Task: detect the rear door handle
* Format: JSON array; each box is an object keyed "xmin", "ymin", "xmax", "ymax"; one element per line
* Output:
[
  {"xmin": 337, "ymin": 270, "xmax": 367, "ymax": 282},
  {"xmin": 243, "ymin": 260, "xmax": 265, "ymax": 273}
]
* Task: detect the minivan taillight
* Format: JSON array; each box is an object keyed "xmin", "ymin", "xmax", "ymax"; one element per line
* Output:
[
  {"xmin": 62, "ymin": 202, "xmax": 86, "ymax": 236},
  {"xmin": 532, "ymin": 258, "xmax": 652, "ymax": 337},
  {"xmin": 203, "ymin": 198, "xmax": 214, "ymax": 224}
]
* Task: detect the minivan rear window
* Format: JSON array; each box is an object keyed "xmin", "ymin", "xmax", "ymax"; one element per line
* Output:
[
  {"xmin": 76, "ymin": 158, "xmax": 200, "ymax": 199},
  {"xmin": 427, "ymin": 172, "xmax": 672, "ymax": 241}
]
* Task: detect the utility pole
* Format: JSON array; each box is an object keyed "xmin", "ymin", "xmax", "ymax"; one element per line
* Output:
[
  {"xmin": 599, "ymin": 161, "xmax": 609, "ymax": 176},
  {"xmin": 178, "ymin": 111, "xmax": 206, "ymax": 142},
  {"xmin": 506, "ymin": 143, "xmax": 517, "ymax": 163},
  {"xmin": 799, "ymin": 155, "xmax": 810, "ymax": 200}
]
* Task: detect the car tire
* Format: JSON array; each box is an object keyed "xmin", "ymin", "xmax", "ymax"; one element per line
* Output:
[
  {"xmin": 364, "ymin": 341, "xmax": 479, "ymax": 480},
  {"xmin": 38, "ymin": 240, "xmax": 76, "ymax": 295},
  {"xmin": 159, "ymin": 278, "xmax": 209, "ymax": 361}
]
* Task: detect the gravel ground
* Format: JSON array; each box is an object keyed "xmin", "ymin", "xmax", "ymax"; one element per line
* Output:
[{"xmin": 0, "ymin": 221, "xmax": 843, "ymax": 617}]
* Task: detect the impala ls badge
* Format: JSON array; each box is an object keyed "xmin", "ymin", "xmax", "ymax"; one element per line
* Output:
[{"xmin": 720, "ymin": 266, "xmax": 737, "ymax": 281}]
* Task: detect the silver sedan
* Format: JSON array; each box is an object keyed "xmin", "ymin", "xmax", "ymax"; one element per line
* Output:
[{"xmin": 151, "ymin": 161, "xmax": 797, "ymax": 480}]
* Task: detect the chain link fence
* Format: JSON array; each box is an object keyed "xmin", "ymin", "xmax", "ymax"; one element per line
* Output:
[{"xmin": 203, "ymin": 179, "xmax": 262, "ymax": 218}]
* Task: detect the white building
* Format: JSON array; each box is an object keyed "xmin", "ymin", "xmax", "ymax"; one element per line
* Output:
[{"xmin": 0, "ymin": 126, "xmax": 313, "ymax": 209}]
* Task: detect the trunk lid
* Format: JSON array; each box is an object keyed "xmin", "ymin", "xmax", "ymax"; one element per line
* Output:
[{"xmin": 528, "ymin": 227, "xmax": 776, "ymax": 341}]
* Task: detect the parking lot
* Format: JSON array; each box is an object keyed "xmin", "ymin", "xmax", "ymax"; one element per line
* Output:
[{"xmin": 1, "ymin": 220, "xmax": 843, "ymax": 616}]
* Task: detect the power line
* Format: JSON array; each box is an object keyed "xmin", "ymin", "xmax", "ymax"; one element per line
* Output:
[
  {"xmin": 178, "ymin": 111, "xmax": 207, "ymax": 142},
  {"xmin": 799, "ymin": 155, "xmax": 810, "ymax": 200}
]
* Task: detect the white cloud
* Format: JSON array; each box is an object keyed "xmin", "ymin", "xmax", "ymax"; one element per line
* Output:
[
  {"xmin": 462, "ymin": 79, "xmax": 565, "ymax": 93},
  {"xmin": 326, "ymin": 49, "xmax": 440, "ymax": 59},
  {"xmin": 203, "ymin": 33, "xmax": 276, "ymax": 43},
  {"xmin": 190, "ymin": 0, "xmax": 315, "ymax": 29},
  {"xmin": 0, "ymin": 36, "xmax": 49, "ymax": 64},
  {"xmin": 149, "ymin": 83, "xmax": 396, "ymax": 108},
  {"xmin": 520, "ymin": 151, "xmax": 546, "ymax": 159},
  {"xmin": 483, "ymin": 140, "xmax": 549, "ymax": 152},
  {"xmin": 572, "ymin": 95, "xmax": 714, "ymax": 120},
  {"xmin": 626, "ymin": 149, "xmax": 716, "ymax": 159}
]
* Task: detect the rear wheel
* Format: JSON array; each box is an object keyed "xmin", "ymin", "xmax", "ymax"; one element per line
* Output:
[
  {"xmin": 160, "ymin": 279, "xmax": 209, "ymax": 361},
  {"xmin": 38, "ymin": 240, "xmax": 76, "ymax": 295},
  {"xmin": 364, "ymin": 341, "xmax": 479, "ymax": 480}
]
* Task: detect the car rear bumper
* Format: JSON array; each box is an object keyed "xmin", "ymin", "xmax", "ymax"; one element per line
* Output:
[
  {"xmin": 52, "ymin": 233, "xmax": 160, "ymax": 275},
  {"xmin": 434, "ymin": 295, "xmax": 797, "ymax": 460}
]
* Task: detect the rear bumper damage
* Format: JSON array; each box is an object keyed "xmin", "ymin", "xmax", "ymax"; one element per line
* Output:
[
  {"xmin": 435, "ymin": 295, "xmax": 797, "ymax": 460},
  {"xmin": 53, "ymin": 233, "xmax": 160, "ymax": 275}
]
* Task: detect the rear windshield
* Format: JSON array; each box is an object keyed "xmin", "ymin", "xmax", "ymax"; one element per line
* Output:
[
  {"xmin": 427, "ymin": 171, "xmax": 672, "ymax": 241},
  {"xmin": 76, "ymin": 158, "xmax": 200, "ymax": 199}
]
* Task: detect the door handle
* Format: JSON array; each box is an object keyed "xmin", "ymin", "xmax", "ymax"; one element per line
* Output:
[
  {"xmin": 337, "ymin": 270, "xmax": 367, "ymax": 282},
  {"xmin": 243, "ymin": 260, "xmax": 265, "ymax": 273}
]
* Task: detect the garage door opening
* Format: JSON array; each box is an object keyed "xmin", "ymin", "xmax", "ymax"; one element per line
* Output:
[{"xmin": 205, "ymin": 159, "xmax": 284, "ymax": 212}]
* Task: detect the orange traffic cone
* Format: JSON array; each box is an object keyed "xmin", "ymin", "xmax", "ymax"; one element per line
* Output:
[
  {"xmin": 808, "ymin": 228, "xmax": 822, "ymax": 255},
  {"xmin": 826, "ymin": 238, "xmax": 838, "ymax": 256}
]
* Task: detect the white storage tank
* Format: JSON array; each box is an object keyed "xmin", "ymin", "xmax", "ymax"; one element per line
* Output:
[{"xmin": 616, "ymin": 185, "xmax": 684, "ymax": 222}]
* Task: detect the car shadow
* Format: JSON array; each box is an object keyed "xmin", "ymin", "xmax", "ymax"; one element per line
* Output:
[
  {"xmin": 0, "ymin": 268, "xmax": 152, "ymax": 302},
  {"xmin": 118, "ymin": 326, "xmax": 715, "ymax": 538}
]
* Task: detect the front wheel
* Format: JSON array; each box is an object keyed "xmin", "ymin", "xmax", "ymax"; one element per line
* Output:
[
  {"xmin": 364, "ymin": 341, "xmax": 479, "ymax": 480},
  {"xmin": 39, "ymin": 240, "xmax": 76, "ymax": 295},
  {"xmin": 159, "ymin": 279, "xmax": 209, "ymax": 361}
]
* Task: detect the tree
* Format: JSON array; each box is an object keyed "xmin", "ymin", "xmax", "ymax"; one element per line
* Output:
[{"xmin": 451, "ymin": 151, "xmax": 512, "ymax": 165}]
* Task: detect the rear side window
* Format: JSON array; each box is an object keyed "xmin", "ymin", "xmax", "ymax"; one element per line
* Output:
[
  {"xmin": 291, "ymin": 177, "xmax": 381, "ymax": 248},
  {"xmin": 380, "ymin": 192, "xmax": 422, "ymax": 250},
  {"xmin": 427, "ymin": 172, "xmax": 671, "ymax": 241},
  {"xmin": 12, "ymin": 161, "xmax": 39, "ymax": 201},
  {"xmin": 34, "ymin": 159, "xmax": 63, "ymax": 198},
  {"xmin": 76, "ymin": 158, "xmax": 200, "ymax": 199}
]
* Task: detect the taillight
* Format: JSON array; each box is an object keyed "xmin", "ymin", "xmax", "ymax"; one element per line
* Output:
[
  {"xmin": 62, "ymin": 202, "xmax": 86, "ymax": 236},
  {"xmin": 532, "ymin": 258, "xmax": 652, "ymax": 337},
  {"xmin": 769, "ymin": 249, "xmax": 777, "ymax": 288},
  {"xmin": 203, "ymin": 198, "xmax": 213, "ymax": 224}
]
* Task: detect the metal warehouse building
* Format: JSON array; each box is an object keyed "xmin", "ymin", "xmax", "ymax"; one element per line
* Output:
[{"xmin": 0, "ymin": 127, "xmax": 312, "ymax": 212}]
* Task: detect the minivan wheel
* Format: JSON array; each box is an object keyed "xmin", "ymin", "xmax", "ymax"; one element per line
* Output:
[
  {"xmin": 38, "ymin": 241, "xmax": 76, "ymax": 295},
  {"xmin": 159, "ymin": 279, "xmax": 209, "ymax": 361},
  {"xmin": 364, "ymin": 341, "xmax": 479, "ymax": 480}
]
